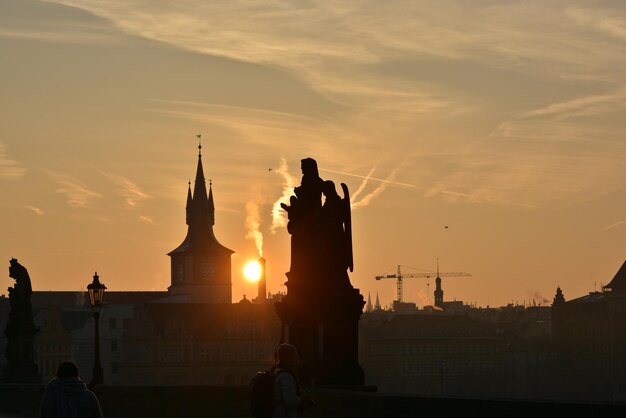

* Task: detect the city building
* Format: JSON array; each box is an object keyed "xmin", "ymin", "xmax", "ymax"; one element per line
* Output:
[
  {"xmin": 1, "ymin": 145, "xmax": 281, "ymax": 385},
  {"xmin": 552, "ymin": 260, "xmax": 626, "ymax": 401}
]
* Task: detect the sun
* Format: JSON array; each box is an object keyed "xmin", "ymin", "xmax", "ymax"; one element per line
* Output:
[{"xmin": 243, "ymin": 260, "xmax": 262, "ymax": 282}]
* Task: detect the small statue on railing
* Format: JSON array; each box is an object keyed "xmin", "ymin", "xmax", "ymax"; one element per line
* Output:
[
  {"xmin": 8, "ymin": 258, "xmax": 34, "ymax": 319},
  {"xmin": 3, "ymin": 258, "xmax": 39, "ymax": 383}
]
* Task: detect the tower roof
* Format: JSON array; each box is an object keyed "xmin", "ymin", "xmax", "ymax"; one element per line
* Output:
[
  {"xmin": 193, "ymin": 143, "xmax": 208, "ymax": 203},
  {"xmin": 185, "ymin": 181, "xmax": 192, "ymax": 226},
  {"xmin": 208, "ymin": 181, "xmax": 215, "ymax": 227},
  {"xmin": 603, "ymin": 260, "xmax": 626, "ymax": 293},
  {"xmin": 168, "ymin": 142, "xmax": 233, "ymax": 257}
]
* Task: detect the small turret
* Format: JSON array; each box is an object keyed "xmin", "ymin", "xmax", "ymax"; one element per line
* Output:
[
  {"xmin": 553, "ymin": 286, "xmax": 565, "ymax": 307},
  {"xmin": 208, "ymin": 181, "xmax": 215, "ymax": 227},
  {"xmin": 374, "ymin": 292, "xmax": 381, "ymax": 311},
  {"xmin": 185, "ymin": 181, "xmax": 192, "ymax": 225}
]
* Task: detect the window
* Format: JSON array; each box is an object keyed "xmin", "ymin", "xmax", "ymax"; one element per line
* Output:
[
  {"xmin": 109, "ymin": 319, "xmax": 116, "ymax": 330},
  {"xmin": 111, "ymin": 340, "xmax": 118, "ymax": 352},
  {"xmin": 123, "ymin": 319, "xmax": 131, "ymax": 329}
]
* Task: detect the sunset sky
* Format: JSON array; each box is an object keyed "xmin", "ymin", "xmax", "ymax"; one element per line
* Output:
[{"xmin": 1, "ymin": 0, "xmax": 625, "ymax": 308}]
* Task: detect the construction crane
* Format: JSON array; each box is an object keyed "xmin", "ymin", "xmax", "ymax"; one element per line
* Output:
[{"xmin": 375, "ymin": 262, "xmax": 471, "ymax": 303}]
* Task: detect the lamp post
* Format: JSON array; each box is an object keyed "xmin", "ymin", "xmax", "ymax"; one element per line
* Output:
[{"xmin": 87, "ymin": 272, "xmax": 106, "ymax": 385}]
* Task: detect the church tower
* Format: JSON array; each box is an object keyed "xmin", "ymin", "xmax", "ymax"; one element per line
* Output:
[
  {"xmin": 434, "ymin": 275, "xmax": 444, "ymax": 308},
  {"xmin": 433, "ymin": 260, "xmax": 444, "ymax": 309},
  {"xmin": 167, "ymin": 142, "xmax": 234, "ymax": 303}
]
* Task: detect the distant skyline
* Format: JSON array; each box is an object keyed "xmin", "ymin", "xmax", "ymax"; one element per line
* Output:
[{"xmin": 1, "ymin": 0, "xmax": 625, "ymax": 307}]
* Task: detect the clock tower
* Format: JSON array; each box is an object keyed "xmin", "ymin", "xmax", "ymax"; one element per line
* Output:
[{"xmin": 167, "ymin": 142, "xmax": 234, "ymax": 303}]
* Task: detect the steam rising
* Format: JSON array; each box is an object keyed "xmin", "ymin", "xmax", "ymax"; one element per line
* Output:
[
  {"xmin": 245, "ymin": 201, "xmax": 263, "ymax": 257},
  {"xmin": 417, "ymin": 289, "xmax": 430, "ymax": 306},
  {"xmin": 271, "ymin": 158, "xmax": 296, "ymax": 233}
]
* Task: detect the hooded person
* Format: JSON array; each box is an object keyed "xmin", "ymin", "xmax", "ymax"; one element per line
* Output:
[
  {"xmin": 40, "ymin": 361, "xmax": 104, "ymax": 418},
  {"xmin": 272, "ymin": 344, "xmax": 313, "ymax": 418}
]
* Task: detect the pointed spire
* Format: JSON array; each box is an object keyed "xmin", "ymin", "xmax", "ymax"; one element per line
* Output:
[
  {"xmin": 208, "ymin": 179, "xmax": 215, "ymax": 227},
  {"xmin": 366, "ymin": 292, "xmax": 373, "ymax": 313},
  {"xmin": 193, "ymin": 147, "xmax": 208, "ymax": 203},
  {"xmin": 185, "ymin": 180, "xmax": 192, "ymax": 225},
  {"xmin": 553, "ymin": 286, "xmax": 566, "ymax": 306},
  {"xmin": 374, "ymin": 292, "xmax": 381, "ymax": 310},
  {"xmin": 190, "ymin": 135, "xmax": 214, "ymax": 229}
]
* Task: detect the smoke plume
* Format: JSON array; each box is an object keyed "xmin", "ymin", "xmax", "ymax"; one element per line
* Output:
[
  {"xmin": 245, "ymin": 201, "xmax": 263, "ymax": 257},
  {"xmin": 528, "ymin": 290, "xmax": 550, "ymax": 306},
  {"xmin": 271, "ymin": 158, "xmax": 297, "ymax": 233},
  {"xmin": 417, "ymin": 288, "xmax": 430, "ymax": 306}
]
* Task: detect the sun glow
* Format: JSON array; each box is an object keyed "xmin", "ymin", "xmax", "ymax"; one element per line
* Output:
[{"xmin": 243, "ymin": 260, "xmax": 262, "ymax": 282}]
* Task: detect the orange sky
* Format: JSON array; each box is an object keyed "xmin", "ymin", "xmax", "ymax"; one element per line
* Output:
[{"xmin": 1, "ymin": 0, "xmax": 625, "ymax": 308}]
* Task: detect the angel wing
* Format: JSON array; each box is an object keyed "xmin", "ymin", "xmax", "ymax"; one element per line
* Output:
[{"xmin": 341, "ymin": 183, "xmax": 354, "ymax": 272}]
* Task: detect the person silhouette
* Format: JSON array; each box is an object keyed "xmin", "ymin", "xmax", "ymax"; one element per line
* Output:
[
  {"xmin": 39, "ymin": 361, "xmax": 104, "ymax": 418},
  {"xmin": 272, "ymin": 344, "xmax": 313, "ymax": 418}
]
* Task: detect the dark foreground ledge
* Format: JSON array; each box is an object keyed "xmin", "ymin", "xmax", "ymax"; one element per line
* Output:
[{"xmin": 2, "ymin": 384, "xmax": 625, "ymax": 418}]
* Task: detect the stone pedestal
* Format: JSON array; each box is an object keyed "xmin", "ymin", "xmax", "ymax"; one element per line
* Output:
[
  {"xmin": 275, "ymin": 276, "xmax": 365, "ymax": 387},
  {"xmin": 3, "ymin": 259, "xmax": 39, "ymax": 383},
  {"xmin": 3, "ymin": 315, "xmax": 39, "ymax": 383}
]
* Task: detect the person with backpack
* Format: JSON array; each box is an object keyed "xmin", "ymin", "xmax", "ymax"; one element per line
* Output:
[
  {"xmin": 40, "ymin": 361, "xmax": 104, "ymax": 418},
  {"xmin": 250, "ymin": 343, "xmax": 313, "ymax": 418},
  {"xmin": 272, "ymin": 343, "xmax": 312, "ymax": 418}
]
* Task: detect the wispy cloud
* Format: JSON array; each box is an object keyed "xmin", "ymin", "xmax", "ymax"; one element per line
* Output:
[
  {"xmin": 25, "ymin": 205, "xmax": 44, "ymax": 216},
  {"xmin": 350, "ymin": 166, "xmax": 377, "ymax": 201},
  {"xmin": 0, "ymin": 28, "xmax": 117, "ymax": 44},
  {"xmin": 99, "ymin": 171, "xmax": 151, "ymax": 208},
  {"xmin": 95, "ymin": 215, "xmax": 113, "ymax": 224},
  {"xmin": 0, "ymin": 141, "xmax": 26, "ymax": 179},
  {"xmin": 600, "ymin": 220, "xmax": 625, "ymax": 232},
  {"xmin": 138, "ymin": 215, "xmax": 155, "ymax": 224},
  {"xmin": 28, "ymin": 0, "xmax": 626, "ymax": 211},
  {"xmin": 320, "ymin": 167, "xmax": 415, "ymax": 188},
  {"xmin": 351, "ymin": 168, "xmax": 399, "ymax": 210},
  {"xmin": 567, "ymin": 7, "xmax": 626, "ymax": 41},
  {"xmin": 520, "ymin": 88, "xmax": 626, "ymax": 120},
  {"xmin": 45, "ymin": 170, "xmax": 103, "ymax": 208}
]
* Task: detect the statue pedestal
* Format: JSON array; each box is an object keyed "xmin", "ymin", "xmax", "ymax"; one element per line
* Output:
[
  {"xmin": 275, "ymin": 279, "xmax": 365, "ymax": 387},
  {"xmin": 3, "ymin": 320, "xmax": 39, "ymax": 383},
  {"xmin": 4, "ymin": 259, "xmax": 39, "ymax": 383}
]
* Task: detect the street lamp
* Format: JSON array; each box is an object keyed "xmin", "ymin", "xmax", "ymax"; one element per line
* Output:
[{"xmin": 87, "ymin": 272, "xmax": 106, "ymax": 385}]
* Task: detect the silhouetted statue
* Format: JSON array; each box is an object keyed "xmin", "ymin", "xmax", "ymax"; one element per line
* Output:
[
  {"xmin": 281, "ymin": 160, "xmax": 354, "ymax": 286},
  {"xmin": 276, "ymin": 158, "xmax": 365, "ymax": 388},
  {"xmin": 281, "ymin": 158, "xmax": 324, "ymax": 280},
  {"xmin": 8, "ymin": 258, "xmax": 33, "ymax": 316},
  {"xmin": 3, "ymin": 258, "xmax": 39, "ymax": 383},
  {"xmin": 320, "ymin": 180, "xmax": 353, "ymax": 287}
]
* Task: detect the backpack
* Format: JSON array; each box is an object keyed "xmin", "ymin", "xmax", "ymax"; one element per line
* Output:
[{"xmin": 249, "ymin": 369, "xmax": 280, "ymax": 418}]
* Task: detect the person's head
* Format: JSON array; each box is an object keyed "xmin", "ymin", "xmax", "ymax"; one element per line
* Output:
[
  {"xmin": 56, "ymin": 361, "xmax": 79, "ymax": 379},
  {"xmin": 275, "ymin": 343, "xmax": 299, "ymax": 370},
  {"xmin": 322, "ymin": 180, "xmax": 338, "ymax": 198},
  {"xmin": 300, "ymin": 158, "xmax": 319, "ymax": 178}
]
